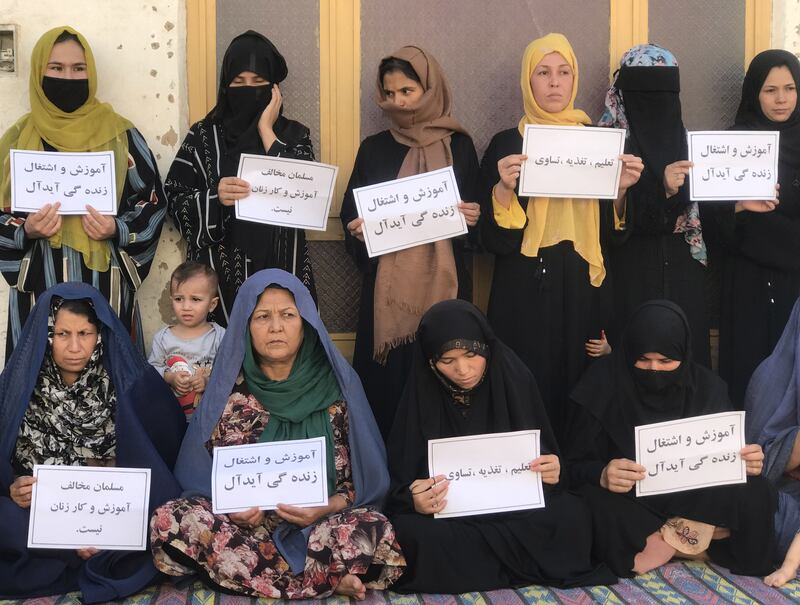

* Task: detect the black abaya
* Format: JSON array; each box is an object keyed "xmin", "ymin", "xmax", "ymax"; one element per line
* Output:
[
  {"xmin": 567, "ymin": 301, "xmax": 776, "ymax": 577},
  {"xmin": 479, "ymin": 128, "xmax": 612, "ymax": 441},
  {"xmin": 387, "ymin": 300, "xmax": 615, "ymax": 592},
  {"xmin": 340, "ymin": 130, "xmax": 479, "ymax": 439}
]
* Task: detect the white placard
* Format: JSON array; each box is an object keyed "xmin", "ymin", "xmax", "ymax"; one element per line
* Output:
[
  {"xmin": 352, "ymin": 166, "xmax": 467, "ymax": 257},
  {"xmin": 427, "ymin": 429, "xmax": 544, "ymax": 519},
  {"xmin": 10, "ymin": 149, "xmax": 117, "ymax": 215},
  {"xmin": 235, "ymin": 155, "xmax": 338, "ymax": 231},
  {"xmin": 687, "ymin": 131, "xmax": 779, "ymax": 201},
  {"xmin": 27, "ymin": 465, "xmax": 151, "ymax": 550},
  {"xmin": 518, "ymin": 125, "xmax": 625, "ymax": 199},
  {"xmin": 635, "ymin": 411, "xmax": 746, "ymax": 497},
  {"xmin": 212, "ymin": 437, "xmax": 328, "ymax": 514}
]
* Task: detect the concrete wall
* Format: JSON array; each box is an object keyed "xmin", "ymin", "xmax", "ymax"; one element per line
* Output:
[{"xmin": 0, "ymin": 0, "xmax": 189, "ymax": 364}]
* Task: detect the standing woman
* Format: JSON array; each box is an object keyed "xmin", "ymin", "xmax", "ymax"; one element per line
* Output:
[
  {"xmin": 479, "ymin": 33, "xmax": 642, "ymax": 438},
  {"xmin": 718, "ymin": 49, "xmax": 800, "ymax": 406},
  {"xmin": 0, "ymin": 26, "xmax": 166, "ymax": 358},
  {"xmin": 598, "ymin": 45, "xmax": 711, "ymax": 367},
  {"xmin": 167, "ymin": 31, "xmax": 316, "ymax": 326},
  {"xmin": 341, "ymin": 47, "xmax": 481, "ymax": 439}
]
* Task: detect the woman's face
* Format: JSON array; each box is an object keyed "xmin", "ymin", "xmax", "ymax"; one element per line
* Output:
[
  {"xmin": 51, "ymin": 308, "xmax": 98, "ymax": 385},
  {"xmin": 530, "ymin": 51, "xmax": 573, "ymax": 113},
  {"xmin": 758, "ymin": 65, "xmax": 797, "ymax": 122},
  {"xmin": 435, "ymin": 348, "xmax": 487, "ymax": 390},
  {"xmin": 229, "ymin": 70, "xmax": 270, "ymax": 88},
  {"xmin": 633, "ymin": 352, "xmax": 681, "ymax": 372},
  {"xmin": 45, "ymin": 40, "xmax": 88, "ymax": 80},
  {"xmin": 382, "ymin": 70, "xmax": 423, "ymax": 109},
  {"xmin": 249, "ymin": 288, "xmax": 304, "ymax": 367}
]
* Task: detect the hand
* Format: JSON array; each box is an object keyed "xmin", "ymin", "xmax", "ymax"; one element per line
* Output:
[
  {"xmin": 165, "ymin": 371, "xmax": 193, "ymax": 396},
  {"xmin": 229, "ymin": 506, "xmax": 265, "ymax": 529},
  {"xmin": 82, "ymin": 206, "xmax": 116, "ymax": 240},
  {"xmin": 258, "ymin": 85, "xmax": 283, "ymax": 148},
  {"xmin": 189, "ymin": 370, "xmax": 208, "ymax": 393},
  {"xmin": 600, "ymin": 458, "xmax": 646, "ymax": 493},
  {"xmin": 276, "ymin": 495, "xmax": 346, "ymax": 527},
  {"xmin": 9, "ymin": 475, "xmax": 36, "ymax": 508},
  {"xmin": 218, "ymin": 176, "xmax": 251, "ymax": 207},
  {"xmin": 663, "ymin": 160, "xmax": 693, "ymax": 197},
  {"xmin": 23, "ymin": 203, "xmax": 62, "ymax": 239},
  {"xmin": 347, "ymin": 217, "xmax": 365, "ymax": 242},
  {"xmin": 76, "ymin": 547, "xmax": 99, "ymax": 560},
  {"xmin": 495, "ymin": 154, "xmax": 528, "ymax": 202},
  {"xmin": 585, "ymin": 330, "xmax": 611, "ymax": 357},
  {"xmin": 458, "ymin": 202, "xmax": 480, "ymax": 227},
  {"xmin": 409, "ymin": 475, "xmax": 449, "ymax": 515},
  {"xmin": 741, "ymin": 443, "xmax": 764, "ymax": 476},
  {"xmin": 735, "ymin": 186, "xmax": 780, "ymax": 213},
  {"xmin": 530, "ymin": 454, "xmax": 560, "ymax": 484},
  {"xmin": 618, "ymin": 154, "xmax": 644, "ymax": 194}
]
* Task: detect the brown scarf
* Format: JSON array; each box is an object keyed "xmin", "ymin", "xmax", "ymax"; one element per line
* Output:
[{"xmin": 373, "ymin": 46, "xmax": 469, "ymax": 363}]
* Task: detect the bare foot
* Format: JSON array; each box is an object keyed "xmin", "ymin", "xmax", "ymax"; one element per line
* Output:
[
  {"xmin": 765, "ymin": 565, "xmax": 799, "ymax": 587},
  {"xmin": 335, "ymin": 574, "xmax": 366, "ymax": 600}
]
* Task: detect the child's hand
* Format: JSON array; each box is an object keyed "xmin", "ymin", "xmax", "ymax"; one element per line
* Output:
[
  {"xmin": 585, "ymin": 330, "xmax": 611, "ymax": 357},
  {"xmin": 189, "ymin": 371, "xmax": 207, "ymax": 393},
  {"xmin": 166, "ymin": 371, "xmax": 193, "ymax": 396}
]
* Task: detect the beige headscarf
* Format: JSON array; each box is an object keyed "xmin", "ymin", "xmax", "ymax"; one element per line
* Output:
[
  {"xmin": 373, "ymin": 46, "xmax": 469, "ymax": 363},
  {"xmin": 517, "ymin": 33, "xmax": 605, "ymax": 287},
  {"xmin": 0, "ymin": 26, "xmax": 133, "ymax": 272}
]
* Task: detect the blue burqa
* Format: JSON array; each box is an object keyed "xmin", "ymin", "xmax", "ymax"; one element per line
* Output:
[
  {"xmin": 745, "ymin": 295, "xmax": 800, "ymax": 559},
  {"xmin": 175, "ymin": 269, "xmax": 389, "ymax": 574},
  {"xmin": 0, "ymin": 282, "xmax": 186, "ymax": 601}
]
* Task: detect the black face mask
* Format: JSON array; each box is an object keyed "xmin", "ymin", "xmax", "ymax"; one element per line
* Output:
[
  {"xmin": 632, "ymin": 366, "xmax": 682, "ymax": 392},
  {"xmin": 225, "ymin": 85, "xmax": 272, "ymax": 123},
  {"xmin": 42, "ymin": 76, "xmax": 89, "ymax": 113}
]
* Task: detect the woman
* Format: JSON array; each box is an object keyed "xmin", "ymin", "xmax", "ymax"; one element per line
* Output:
[
  {"xmin": 567, "ymin": 300, "xmax": 775, "ymax": 577},
  {"xmin": 340, "ymin": 46, "xmax": 481, "ymax": 439},
  {"xmin": 479, "ymin": 33, "xmax": 642, "ymax": 439},
  {"xmin": 167, "ymin": 31, "xmax": 316, "ymax": 325},
  {"xmin": 745, "ymin": 296, "xmax": 800, "ymax": 564},
  {"xmin": 386, "ymin": 299, "xmax": 615, "ymax": 592},
  {"xmin": 0, "ymin": 282, "xmax": 185, "ymax": 602},
  {"xmin": 718, "ymin": 49, "xmax": 800, "ymax": 406},
  {"xmin": 0, "ymin": 27, "xmax": 167, "ymax": 358},
  {"xmin": 598, "ymin": 45, "xmax": 711, "ymax": 367},
  {"xmin": 150, "ymin": 269, "xmax": 404, "ymax": 599}
]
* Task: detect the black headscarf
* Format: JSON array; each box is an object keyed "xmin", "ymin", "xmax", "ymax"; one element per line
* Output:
[
  {"xmin": 210, "ymin": 31, "xmax": 308, "ymax": 263},
  {"xmin": 734, "ymin": 49, "xmax": 800, "ymax": 169},
  {"xmin": 387, "ymin": 299, "xmax": 558, "ymax": 511},
  {"xmin": 617, "ymin": 61, "xmax": 691, "ymax": 219},
  {"xmin": 571, "ymin": 300, "xmax": 727, "ymax": 456}
]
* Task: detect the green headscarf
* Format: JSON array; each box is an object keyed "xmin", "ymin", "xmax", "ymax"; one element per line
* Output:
[
  {"xmin": 245, "ymin": 321, "xmax": 342, "ymax": 495},
  {"xmin": 0, "ymin": 26, "xmax": 133, "ymax": 272}
]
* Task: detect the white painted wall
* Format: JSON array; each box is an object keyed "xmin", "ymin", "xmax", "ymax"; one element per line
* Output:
[
  {"xmin": 0, "ymin": 0, "xmax": 189, "ymax": 362},
  {"xmin": 774, "ymin": 0, "xmax": 800, "ymax": 53}
]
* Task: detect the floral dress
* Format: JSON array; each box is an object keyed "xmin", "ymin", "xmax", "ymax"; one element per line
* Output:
[{"xmin": 150, "ymin": 380, "xmax": 405, "ymax": 598}]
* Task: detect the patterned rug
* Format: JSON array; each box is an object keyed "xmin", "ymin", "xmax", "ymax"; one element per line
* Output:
[{"xmin": 3, "ymin": 562, "xmax": 799, "ymax": 605}]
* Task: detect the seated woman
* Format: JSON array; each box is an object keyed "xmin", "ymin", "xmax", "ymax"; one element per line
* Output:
[
  {"xmin": 746, "ymin": 296, "xmax": 800, "ymax": 570},
  {"xmin": 167, "ymin": 31, "xmax": 317, "ymax": 325},
  {"xmin": 0, "ymin": 27, "xmax": 166, "ymax": 357},
  {"xmin": 150, "ymin": 269, "xmax": 404, "ymax": 599},
  {"xmin": 0, "ymin": 283, "xmax": 185, "ymax": 602},
  {"xmin": 386, "ymin": 299, "xmax": 615, "ymax": 593},
  {"xmin": 567, "ymin": 300, "xmax": 775, "ymax": 577}
]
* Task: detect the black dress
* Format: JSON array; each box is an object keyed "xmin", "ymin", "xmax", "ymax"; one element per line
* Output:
[
  {"xmin": 340, "ymin": 130, "xmax": 479, "ymax": 439},
  {"xmin": 387, "ymin": 299, "xmax": 616, "ymax": 593},
  {"xmin": 718, "ymin": 49, "xmax": 800, "ymax": 406},
  {"xmin": 566, "ymin": 301, "xmax": 775, "ymax": 577},
  {"xmin": 479, "ymin": 128, "xmax": 612, "ymax": 441}
]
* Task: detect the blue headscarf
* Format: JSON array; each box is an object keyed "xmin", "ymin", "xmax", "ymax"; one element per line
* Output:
[
  {"xmin": 745, "ymin": 295, "xmax": 800, "ymax": 560},
  {"xmin": 175, "ymin": 269, "xmax": 388, "ymax": 574},
  {"xmin": 0, "ymin": 282, "xmax": 186, "ymax": 602}
]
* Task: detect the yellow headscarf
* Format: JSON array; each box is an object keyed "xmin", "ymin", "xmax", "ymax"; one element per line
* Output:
[
  {"xmin": 517, "ymin": 33, "xmax": 605, "ymax": 287},
  {"xmin": 0, "ymin": 26, "xmax": 133, "ymax": 272}
]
